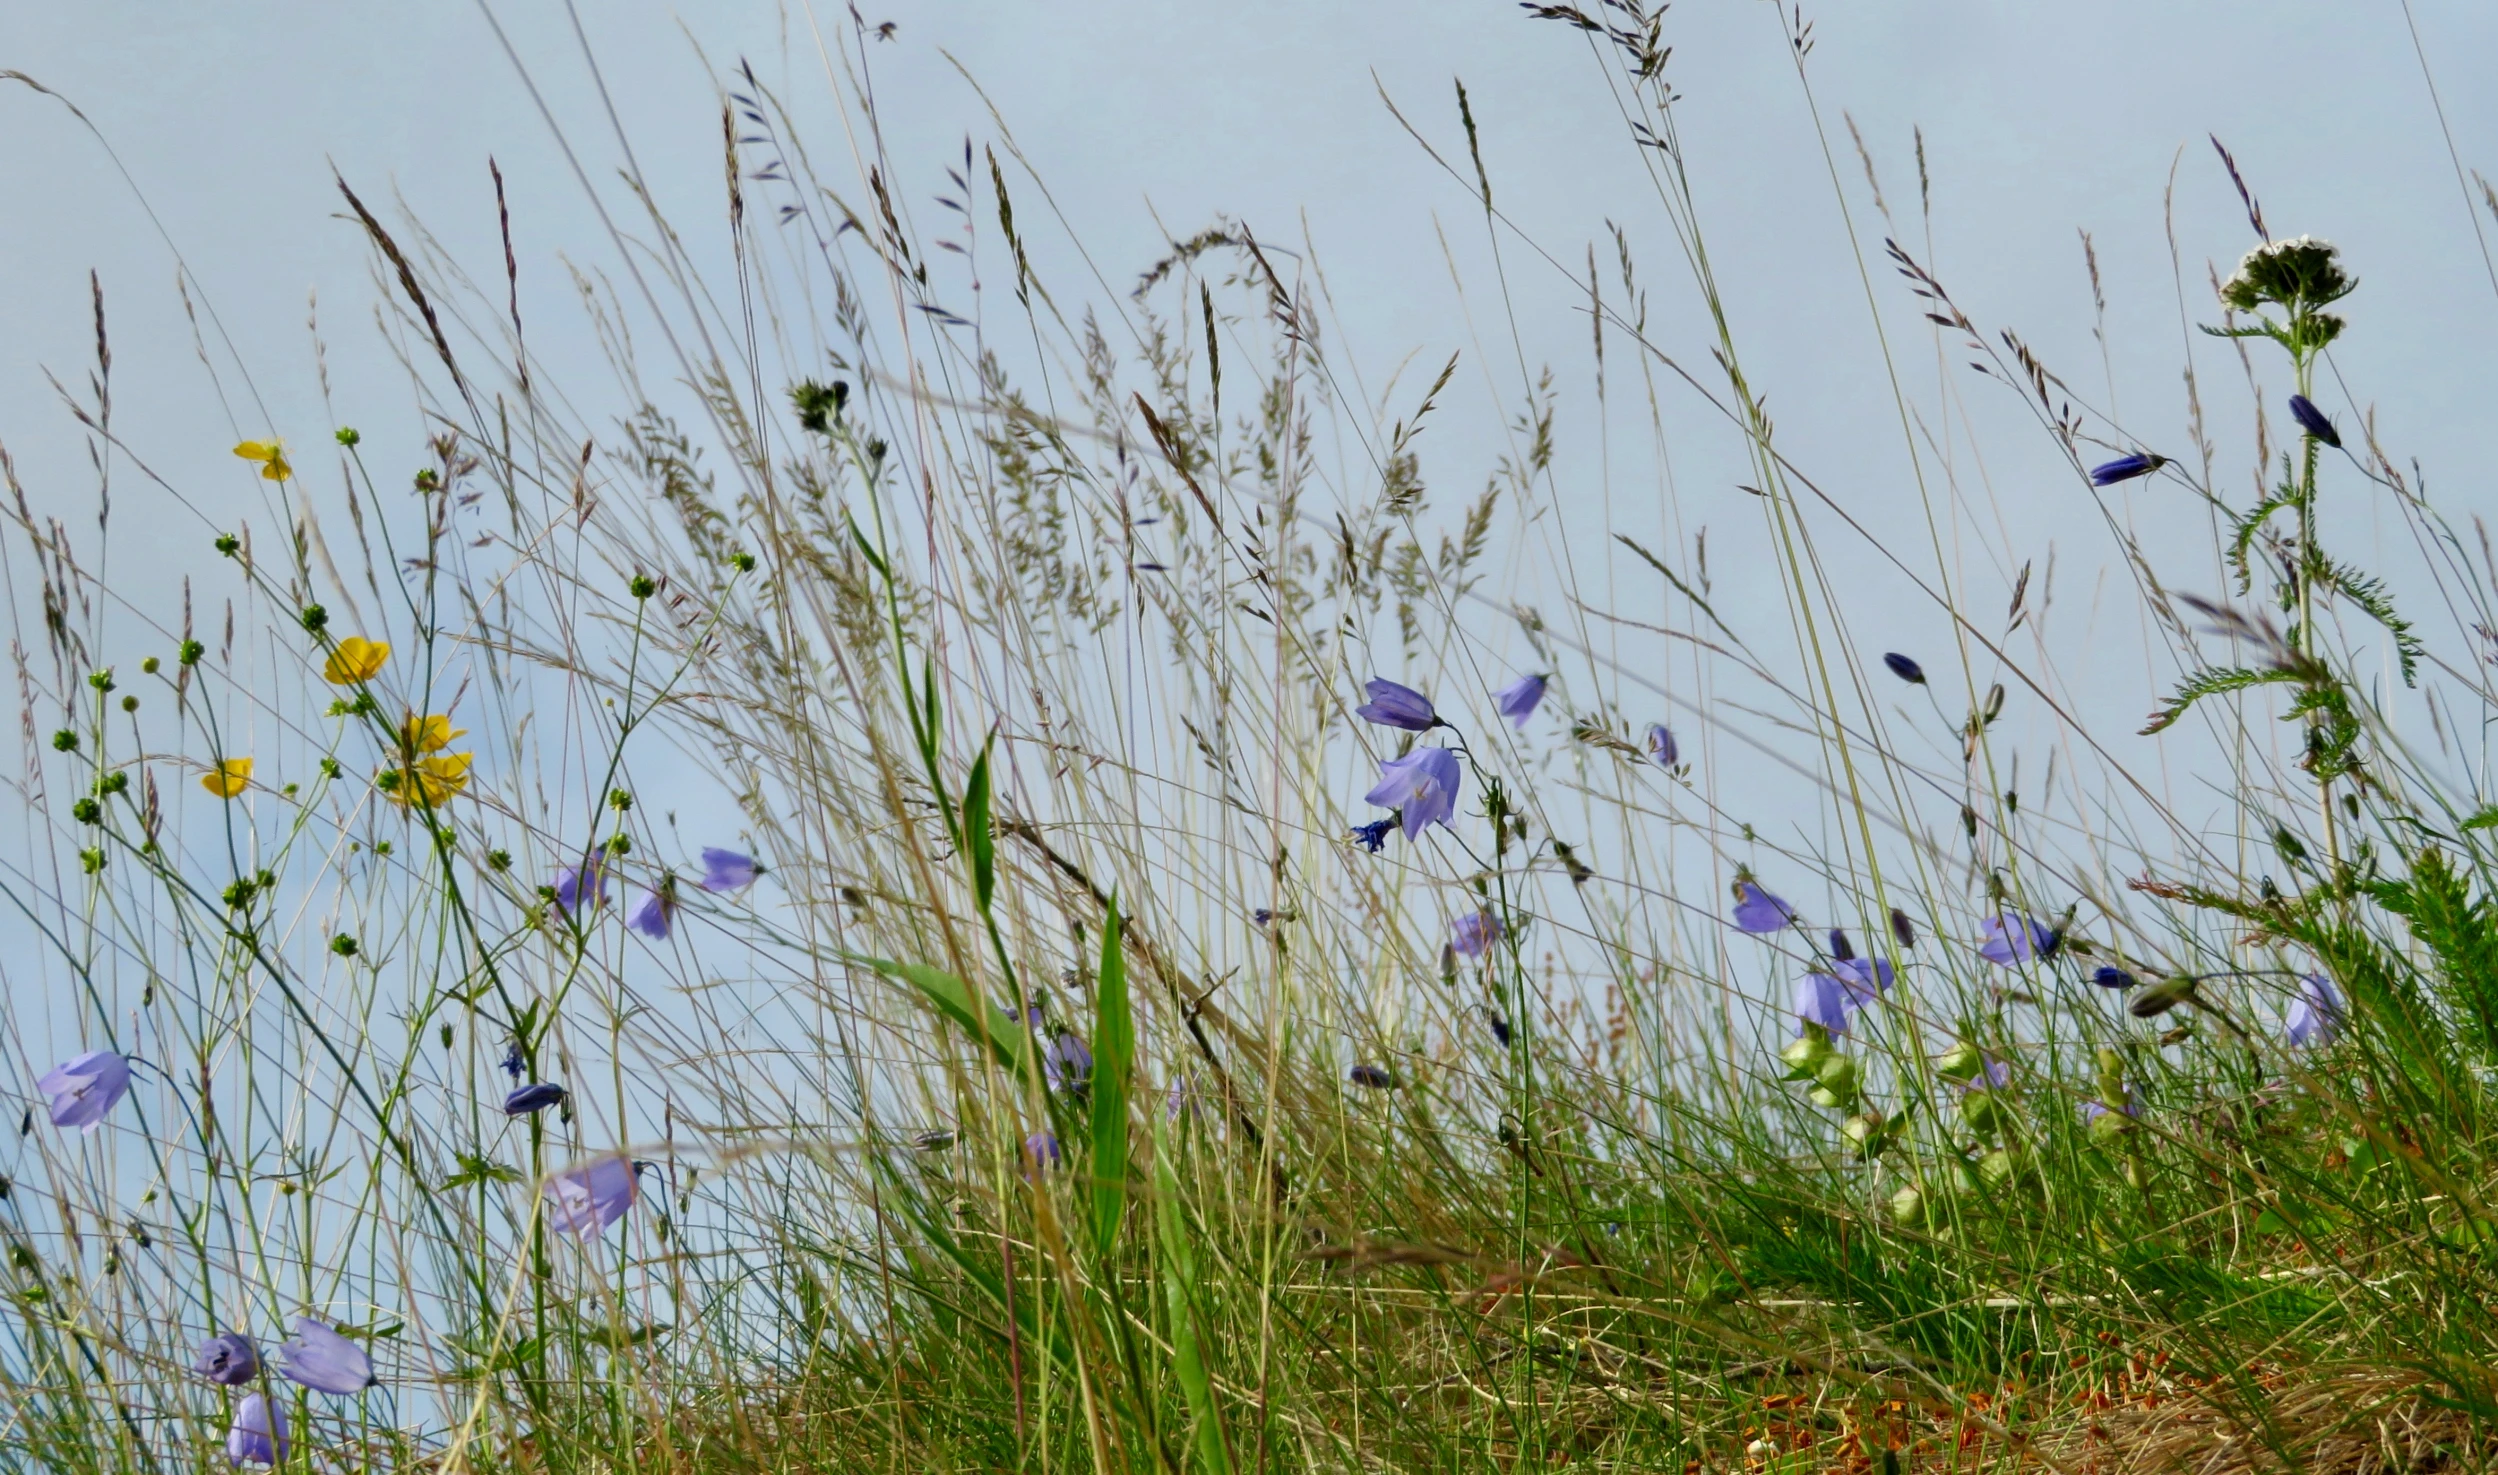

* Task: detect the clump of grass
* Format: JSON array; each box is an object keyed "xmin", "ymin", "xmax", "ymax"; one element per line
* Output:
[{"xmin": 6, "ymin": 6, "xmax": 2498, "ymax": 1473}]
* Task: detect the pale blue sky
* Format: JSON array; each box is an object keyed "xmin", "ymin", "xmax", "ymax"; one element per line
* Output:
[{"xmin": 5, "ymin": 0, "xmax": 2496, "ymax": 887}]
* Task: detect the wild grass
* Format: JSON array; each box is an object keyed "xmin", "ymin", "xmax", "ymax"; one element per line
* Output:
[{"xmin": 6, "ymin": 5, "xmax": 2498, "ymax": 1472}]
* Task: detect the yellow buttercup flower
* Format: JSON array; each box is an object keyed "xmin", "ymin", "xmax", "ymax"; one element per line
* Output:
[
  {"xmin": 402, "ymin": 713, "xmax": 467, "ymax": 756},
  {"xmin": 231, "ymin": 440, "xmax": 292, "ymax": 482},
  {"xmin": 386, "ymin": 751, "xmax": 473, "ymax": 807},
  {"xmin": 202, "ymin": 757, "xmax": 253, "ymax": 799},
  {"xmin": 323, "ymin": 636, "xmax": 389, "ymax": 685}
]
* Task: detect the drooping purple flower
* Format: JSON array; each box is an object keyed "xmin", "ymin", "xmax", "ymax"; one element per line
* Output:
[
  {"xmin": 1965, "ymin": 1054, "xmax": 2013, "ymax": 1091},
  {"xmin": 2089, "ymin": 452, "xmax": 2165, "ymax": 486},
  {"xmin": 1355, "ymin": 679, "xmax": 1440, "ymax": 731},
  {"xmin": 37, "ymin": 1050, "xmax": 131, "ymax": 1131},
  {"xmin": 1834, "ymin": 956, "xmax": 1896, "ymax": 1006},
  {"xmin": 503, "ymin": 1082, "xmax": 567, "ymax": 1116},
  {"xmin": 1976, "ymin": 913, "xmax": 2056, "ymax": 966},
  {"xmin": 2286, "ymin": 973, "xmax": 2343, "ymax": 1048},
  {"xmin": 1494, "ymin": 674, "xmax": 1548, "ymax": 729},
  {"xmin": 1451, "ymin": 911, "xmax": 1502, "ymax": 959},
  {"xmin": 1731, "ymin": 880, "xmax": 1796, "ymax": 934},
  {"xmin": 1024, "ymin": 1130, "xmax": 1064, "ymax": 1171},
  {"xmin": 1793, "ymin": 973, "xmax": 1853, "ymax": 1036},
  {"xmin": 1645, "ymin": 723, "xmax": 1680, "ymax": 770},
  {"xmin": 1043, "ymin": 1032, "xmax": 1093, "ymax": 1094},
  {"xmin": 543, "ymin": 1156, "xmax": 639, "ymax": 1237},
  {"xmin": 627, "ymin": 882, "xmax": 676, "ymax": 941},
  {"xmin": 1882, "ymin": 653, "xmax": 1926, "ymax": 685},
  {"xmin": 1487, "ymin": 1011, "xmax": 1513, "ymax": 1048},
  {"xmin": 1347, "ymin": 1063, "xmax": 1395, "ymax": 1089},
  {"xmin": 2287, "ymin": 394, "xmax": 2341, "ymax": 449},
  {"xmin": 1828, "ymin": 928, "xmax": 1854, "ymax": 961},
  {"xmin": 2080, "ymin": 1091, "xmax": 2139, "ymax": 1124},
  {"xmin": 552, "ymin": 855, "xmax": 610, "ymax": 917},
  {"xmin": 1891, "ymin": 908, "xmax": 1917, "ymax": 949},
  {"xmin": 193, "ymin": 1332, "xmax": 259, "ymax": 1386},
  {"xmin": 2091, "ymin": 965, "xmax": 2137, "ymax": 990},
  {"xmin": 698, "ymin": 847, "xmax": 761, "ymax": 893},
  {"xmin": 1363, "ymin": 748, "xmax": 1462, "ymax": 840},
  {"xmin": 226, "ymin": 1393, "xmax": 286, "ymax": 1468},
  {"xmin": 1349, "ymin": 818, "xmax": 1395, "ymax": 853},
  {"xmin": 1252, "ymin": 908, "xmax": 1275, "ymax": 926},
  {"xmin": 277, "ymin": 1317, "xmax": 375, "ymax": 1395},
  {"xmin": 499, "ymin": 1044, "xmax": 526, "ymax": 1081}
]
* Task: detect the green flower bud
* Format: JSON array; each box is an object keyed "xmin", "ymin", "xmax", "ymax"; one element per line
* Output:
[
  {"xmin": 1959, "ymin": 1089, "xmax": 2003, "ymax": 1135},
  {"xmin": 1936, "ymin": 1040, "xmax": 1984, "ymax": 1081},
  {"xmin": 1888, "ymin": 1183, "xmax": 1926, "ymax": 1227}
]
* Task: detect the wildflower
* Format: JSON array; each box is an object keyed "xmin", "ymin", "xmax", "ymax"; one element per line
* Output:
[
  {"xmin": 231, "ymin": 440, "xmax": 292, "ymax": 482},
  {"xmin": 1834, "ymin": 955, "xmax": 1895, "ymax": 1007},
  {"xmin": 1450, "ymin": 910, "xmax": 1501, "ymax": 958},
  {"xmin": 502, "ymin": 1082, "xmax": 567, "ymax": 1116},
  {"xmin": 1349, "ymin": 817, "xmax": 1395, "ymax": 853},
  {"xmin": 1828, "ymin": 928, "xmax": 1853, "ymax": 961},
  {"xmin": 1976, "ymin": 912, "xmax": 2056, "ymax": 966},
  {"xmin": 1882, "ymin": 652, "xmax": 1925, "ymax": 685},
  {"xmin": 193, "ymin": 1332, "xmax": 259, "ymax": 1386},
  {"xmin": 2088, "ymin": 453, "xmax": 2165, "ymax": 486},
  {"xmin": 1792, "ymin": 973, "xmax": 1853, "ymax": 1036},
  {"xmin": 553, "ymin": 856, "xmax": 610, "ymax": 917},
  {"xmin": 2288, "ymin": 393, "xmax": 2341, "ymax": 448},
  {"xmin": 1252, "ymin": 908, "xmax": 1275, "ymax": 926},
  {"xmin": 1024, "ymin": 1130, "xmax": 1064, "ymax": 1171},
  {"xmin": 2081, "ymin": 1091, "xmax": 2139, "ymax": 1142},
  {"xmin": 499, "ymin": 1044, "xmax": 525, "ymax": 1080},
  {"xmin": 1354, "ymin": 678, "xmax": 1440, "ymax": 731},
  {"xmin": 1730, "ymin": 879, "xmax": 1796, "ymax": 934},
  {"xmin": 38, "ymin": 1050, "xmax": 131, "ymax": 1131},
  {"xmin": 202, "ymin": 757, "xmax": 253, "ymax": 799},
  {"xmin": 543, "ymin": 1156, "xmax": 639, "ymax": 1236},
  {"xmin": 2091, "ymin": 965, "xmax": 2136, "ymax": 990},
  {"xmin": 1363, "ymin": 748, "xmax": 1462, "ymax": 840},
  {"xmin": 1645, "ymin": 722, "xmax": 1679, "ymax": 769},
  {"xmin": 277, "ymin": 1317, "xmax": 376, "ymax": 1394},
  {"xmin": 401, "ymin": 713, "xmax": 465, "ymax": 755},
  {"xmin": 2286, "ymin": 973, "xmax": 2343, "ymax": 1048},
  {"xmin": 2220, "ymin": 235, "xmax": 2354, "ymax": 313},
  {"xmin": 1043, "ymin": 1032, "xmax": 1093, "ymax": 1094},
  {"xmin": 226, "ymin": 1393, "xmax": 287, "ymax": 1468},
  {"xmin": 385, "ymin": 750, "xmax": 474, "ymax": 808},
  {"xmin": 628, "ymin": 880, "xmax": 677, "ymax": 941},
  {"xmin": 1487, "ymin": 1011, "xmax": 1513, "ymax": 1048},
  {"xmin": 698, "ymin": 847, "xmax": 761, "ymax": 893},
  {"xmin": 1494, "ymin": 674, "xmax": 1548, "ymax": 728},
  {"xmin": 321, "ymin": 636, "xmax": 389, "ymax": 685},
  {"xmin": 1347, "ymin": 1063, "xmax": 1395, "ymax": 1089},
  {"xmin": 1890, "ymin": 908, "xmax": 1916, "ymax": 948}
]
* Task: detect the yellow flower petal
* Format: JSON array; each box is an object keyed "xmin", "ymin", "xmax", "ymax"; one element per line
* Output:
[
  {"xmin": 201, "ymin": 757, "xmax": 253, "ymax": 799},
  {"xmin": 385, "ymin": 751, "xmax": 473, "ymax": 807},
  {"xmin": 322, "ymin": 636, "xmax": 390, "ymax": 685},
  {"xmin": 259, "ymin": 452, "xmax": 291, "ymax": 482},
  {"xmin": 232, "ymin": 441, "xmax": 275, "ymax": 463},
  {"xmin": 401, "ymin": 713, "xmax": 467, "ymax": 755}
]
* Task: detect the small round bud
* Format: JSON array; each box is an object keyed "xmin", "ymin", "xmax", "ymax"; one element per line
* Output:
[
  {"xmin": 98, "ymin": 771, "xmax": 128, "ymax": 796},
  {"xmin": 71, "ymin": 797, "xmax": 102, "ymax": 824},
  {"xmin": 335, "ymin": 427, "xmax": 361, "ymax": 447},
  {"xmin": 51, "ymin": 731, "xmax": 78, "ymax": 753},
  {"xmin": 139, "ymin": 657, "xmax": 159, "ymax": 675},
  {"xmin": 628, "ymin": 574, "xmax": 657, "ymax": 600},
  {"xmin": 179, "ymin": 640, "xmax": 205, "ymax": 666},
  {"xmin": 88, "ymin": 669, "xmax": 115, "ymax": 693},
  {"xmin": 1888, "ymin": 1183, "xmax": 1926, "ymax": 1226},
  {"xmin": 79, "ymin": 848, "xmax": 104, "ymax": 875},
  {"xmin": 120, "ymin": 695, "xmax": 138, "ymax": 713},
  {"xmin": 319, "ymin": 758, "xmax": 341, "ymax": 779},
  {"xmin": 330, "ymin": 934, "xmax": 359, "ymax": 957},
  {"xmin": 609, "ymin": 789, "xmax": 633, "ymax": 811},
  {"xmin": 486, "ymin": 849, "xmax": 512, "ymax": 873},
  {"xmin": 300, "ymin": 605, "xmax": 329, "ymax": 634},
  {"xmin": 730, "ymin": 551, "xmax": 757, "ymax": 573},
  {"xmin": 215, "ymin": 534, "xmax": 240, "ymax": 557},
  {"xmin": 606, "ymin": 832, "xmax": 632, "ymax": 856}
]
